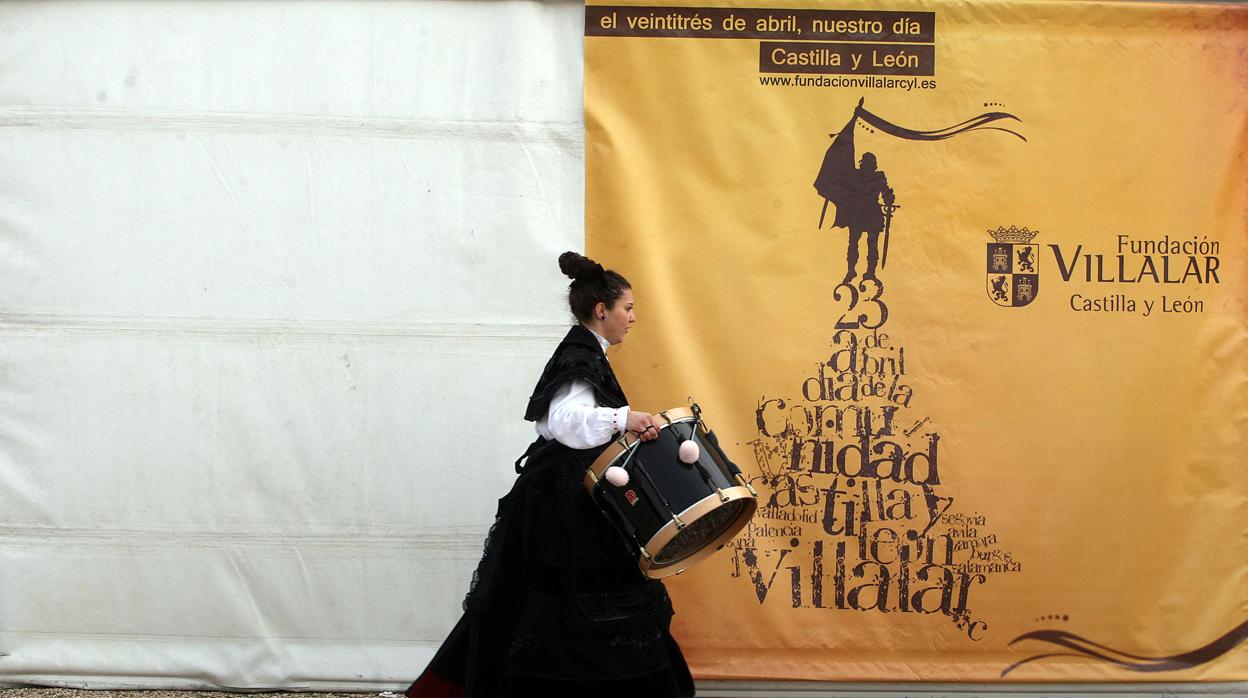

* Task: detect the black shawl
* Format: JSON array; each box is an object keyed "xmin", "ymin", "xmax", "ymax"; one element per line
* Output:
[{"xmin": 524, "ymin": 324, "xmax": 627, "ymax": 422}]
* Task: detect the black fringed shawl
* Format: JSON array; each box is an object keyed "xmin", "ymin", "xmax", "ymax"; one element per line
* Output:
[{"xmin": 524, "ymin": 324, "xmax": 627, "ymax": 422}]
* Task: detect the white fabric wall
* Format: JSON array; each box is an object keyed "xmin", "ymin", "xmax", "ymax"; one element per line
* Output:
[{"xmin": 0, "ymin": 0, "xmax": 583, "ymax": 689}]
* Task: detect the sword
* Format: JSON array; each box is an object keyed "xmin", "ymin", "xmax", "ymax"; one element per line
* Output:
[{"xmin": 880, "ymin": 202, "xmax": 900, "ymax": 269}]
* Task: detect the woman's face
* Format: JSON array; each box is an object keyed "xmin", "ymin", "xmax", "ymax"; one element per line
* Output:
[{"xmin": 596, "ymin": 288, "xmax": 635, "ymax": 345}]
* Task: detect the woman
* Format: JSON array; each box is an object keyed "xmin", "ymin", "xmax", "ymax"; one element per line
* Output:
[{"xmin": 406, "ymin": 252, "xmax": 695, "ymax": 697}]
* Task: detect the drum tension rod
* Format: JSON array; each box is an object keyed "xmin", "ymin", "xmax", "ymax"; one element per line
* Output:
[
  {"xmin": 684, "ymin": 421, "xmax": 731, "ymax": 504},
  {"xmin": 590, "ymin": 477, "xmax": 648, "ymax": 563},
  {"xmin": 633, "ymin": 455, "xmax": 685, "ymax": 530},
  {"xmin": 734, "ymin": 471, "xmax": 758, "ymax": 497}
]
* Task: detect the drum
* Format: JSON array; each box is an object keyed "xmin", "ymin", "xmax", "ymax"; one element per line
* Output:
[{"xmin": 584, "ymin": 404, "xmax": 757, "ymax": 579}]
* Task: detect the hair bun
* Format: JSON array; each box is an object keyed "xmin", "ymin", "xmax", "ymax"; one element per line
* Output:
[{"xmin": 558, "ymin": 251, "xmax": 605, "ymax": 282}]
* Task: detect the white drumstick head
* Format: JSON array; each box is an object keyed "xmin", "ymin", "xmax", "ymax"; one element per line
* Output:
[
  {"xmin": 678, "ymin": 440, "xmax": 700, "ymax": 464},
  {"xmin": 604, "ymin": 465, "xmax": 630, "ymax": 486}
]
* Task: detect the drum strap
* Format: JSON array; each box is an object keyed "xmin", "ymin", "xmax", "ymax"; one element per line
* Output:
[{"xmin": 514, "ymin": 436, "xmax": 557, "ymax": 473}]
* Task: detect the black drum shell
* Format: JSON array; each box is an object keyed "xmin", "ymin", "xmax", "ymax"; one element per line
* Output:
[{"xmin": 584, "ymin": 408, "xmax": 757, "ymax": 578}]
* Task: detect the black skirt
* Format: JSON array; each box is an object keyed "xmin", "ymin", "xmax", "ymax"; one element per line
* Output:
[{"xmin": 406, "ymin": 440, "xmax": 695, "ymax": 698}]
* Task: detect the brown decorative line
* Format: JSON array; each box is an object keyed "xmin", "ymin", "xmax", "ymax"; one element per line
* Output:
[{"xmin": 1001, "ymin": 618, "xmax": 1248, "ymax": 677}]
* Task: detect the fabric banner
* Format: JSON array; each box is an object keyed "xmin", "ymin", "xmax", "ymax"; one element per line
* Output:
[{"xmin": 584, "ymin": 0, "xmax": 1248, "ymax": 682}]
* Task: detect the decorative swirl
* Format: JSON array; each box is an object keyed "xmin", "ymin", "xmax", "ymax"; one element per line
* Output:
[
  {"xmin": 1002, "ymin": 619, "xmax": 1248, "ymax": 677},
  {"xmin": 855, "ymin": 103, "xmax": 1027, "ymax": 143}
]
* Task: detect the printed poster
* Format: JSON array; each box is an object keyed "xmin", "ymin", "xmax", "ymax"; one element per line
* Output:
[{"xmin": 584, "ymin": 0, "xmax": 1248, "ymax": 682}]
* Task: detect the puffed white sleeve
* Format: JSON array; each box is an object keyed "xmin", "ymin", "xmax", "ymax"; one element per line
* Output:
[{"xmin": 536, "ymin": 379, "xmax": 629, "ymax": 449}]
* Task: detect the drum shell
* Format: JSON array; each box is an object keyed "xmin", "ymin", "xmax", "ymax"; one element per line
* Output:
[{"xmin": 584, "ymin": 408, "xmax": 757, "ymax": 578}]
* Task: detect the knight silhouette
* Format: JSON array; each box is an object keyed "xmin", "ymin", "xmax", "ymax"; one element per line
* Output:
[
  {"xmin": 838, "ymin": 152, "xmax": 894, "ymax": 282},
  {"xmin": 813, "ymin": 103, "xmax": 897, "ymax": 284}
]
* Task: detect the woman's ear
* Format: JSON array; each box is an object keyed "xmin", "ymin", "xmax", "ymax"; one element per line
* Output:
[{"xmin": 593, "ymin": 301, "xmax": 607, "ymax": 320}]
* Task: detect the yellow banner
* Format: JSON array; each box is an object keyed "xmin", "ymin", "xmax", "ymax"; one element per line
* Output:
[{"xmin": 585, "ymin": 0, "xmax": 1248, "ymax": 682}]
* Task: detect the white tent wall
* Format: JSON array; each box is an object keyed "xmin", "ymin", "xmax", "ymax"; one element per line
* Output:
[{"xmin": 0, "ymin": 0, "xmax": 583, "ymax": 689}]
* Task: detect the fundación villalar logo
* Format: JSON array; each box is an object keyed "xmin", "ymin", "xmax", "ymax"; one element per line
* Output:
[{"xmin": 986, "ymin": 226, "xmax": 1039, "ymax": 308}]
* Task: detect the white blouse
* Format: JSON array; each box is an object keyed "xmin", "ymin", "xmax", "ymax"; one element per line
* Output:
[{"xmin": 534, "ymin": 328, "xmax": 629, "ymax": 449}]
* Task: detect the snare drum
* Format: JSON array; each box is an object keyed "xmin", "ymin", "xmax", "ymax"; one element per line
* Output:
[{"xmin": 584, "ymin": 405, "xmax": 757, "ymax": 579}]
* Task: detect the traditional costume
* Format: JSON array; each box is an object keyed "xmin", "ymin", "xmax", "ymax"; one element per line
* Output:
[{"xmin": 407, "ymin": 324, "xmax": 694, "ymax": 698}]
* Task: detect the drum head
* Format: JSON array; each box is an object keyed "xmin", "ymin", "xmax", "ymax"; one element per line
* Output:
[
  {"xmin": 653, "ymin": 498, "xmax": 752, "ymax": 565},
  {"xmin": 641, "ymin": 487, "xmax": 757, "ymax": 579}
]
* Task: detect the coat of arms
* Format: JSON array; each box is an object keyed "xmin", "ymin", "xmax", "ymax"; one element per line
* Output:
[{"xmin": 986, "ymin": 226, "xmax": 1039, "ymax": 307}]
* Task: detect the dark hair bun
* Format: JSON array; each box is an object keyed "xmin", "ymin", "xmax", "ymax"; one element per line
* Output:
[
  {"xmin": 557, "ymin": 252, "xmax": 631, "ymax": 322},
  {"xmin": 558, "ymin": 251, "xmax": 605, "ymax": 281}
]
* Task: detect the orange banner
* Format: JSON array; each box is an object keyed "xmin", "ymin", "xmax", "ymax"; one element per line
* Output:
[{"xmin": 585, "ymin": 0, "xmax": 1248, "ymax": 682}]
